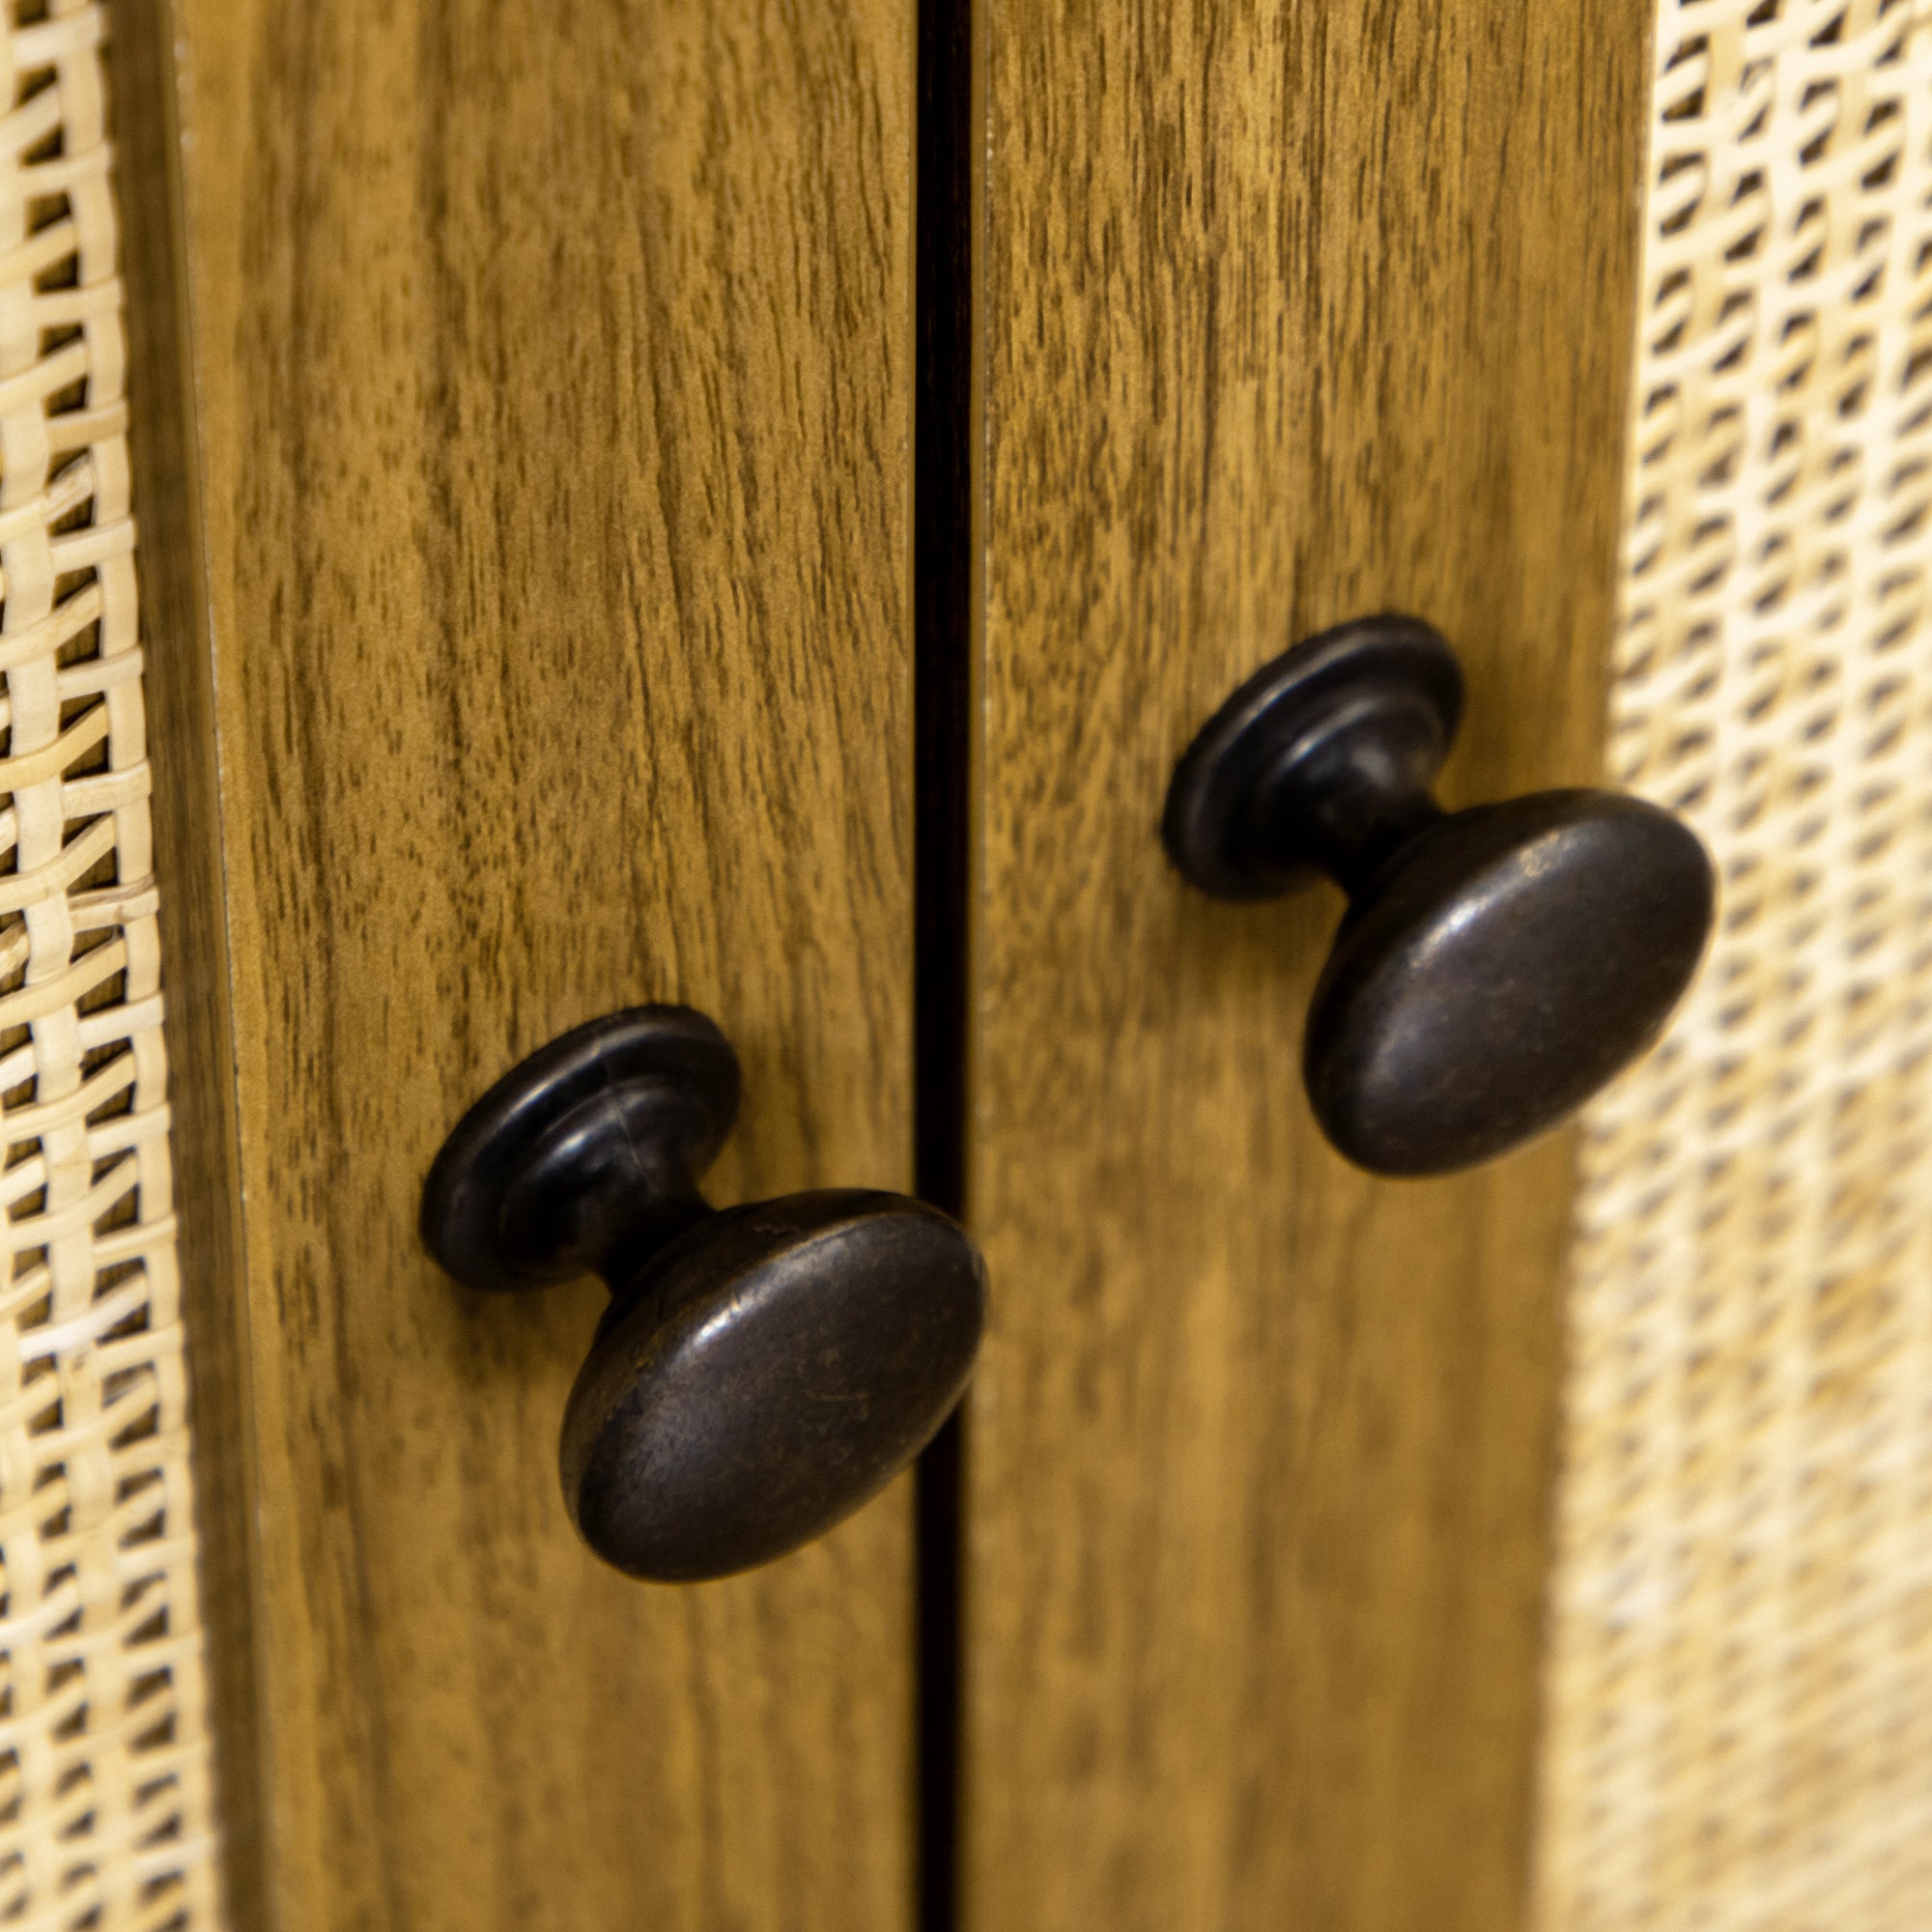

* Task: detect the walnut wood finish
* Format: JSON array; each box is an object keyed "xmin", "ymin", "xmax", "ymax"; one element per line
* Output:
[
  {"xmin": 964, "ymin": 5, "xmax": 1653, "ymax": 1930},
  {"xmin": 119, "ymin": 2, "xmax": 920, "ymax": 1926}
]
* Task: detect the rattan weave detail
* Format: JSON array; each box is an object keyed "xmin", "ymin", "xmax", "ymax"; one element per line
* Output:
[
  {"xmin": 1535, "ymin": 1, "xmax": 1932, "ymax": 1924},
  {"xmin": 0, "ymin": 4, "xmax": 220, "ymax": 1928}
]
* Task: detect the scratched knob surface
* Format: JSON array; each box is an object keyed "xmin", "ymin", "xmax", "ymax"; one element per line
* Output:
[
  {"xmin": 420, "ymin": 1007, "xmax": 986, "ymax": 1581},
  {"xmin": 1163, "ymin": 614, "xmax": 1716, "ymax": 1176}
]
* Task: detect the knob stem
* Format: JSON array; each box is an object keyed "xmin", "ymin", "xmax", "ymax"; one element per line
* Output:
[
  {"xmin": 1255, "ymin": 705, "xmax": 1448, "ymax": 897},
  {"xmin": 497, "ymin": 1078, "xmax": 722, "ymax": 1295}
]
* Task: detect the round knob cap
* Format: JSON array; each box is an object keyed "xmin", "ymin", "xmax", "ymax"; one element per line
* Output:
[
  {"xmin": 1162, "ymin": 615, "xmax": 1716, "ymax": 1176},
  {"xmin": 421, "ymin": 1008, "xmax": 986, "ymax": 1580}
]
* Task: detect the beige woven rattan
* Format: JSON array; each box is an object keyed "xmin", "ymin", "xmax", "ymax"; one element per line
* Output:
[
  {"xmin": 1535, "ymin": 1, "xmax": 1932, "ymax": 1926},
  {"xmin": 0, "ymin": 3, "xmax": 220, "ymax": 1928}
]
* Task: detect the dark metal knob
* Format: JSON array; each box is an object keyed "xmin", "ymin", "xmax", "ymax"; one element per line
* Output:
[
  {"xmin": 1162, "ymin": 615, "xmax": 1716, "ymax": 1177},
  {"xmin": 420, "ymin": 1006, "xmax": 986, "ymax": 1581}
]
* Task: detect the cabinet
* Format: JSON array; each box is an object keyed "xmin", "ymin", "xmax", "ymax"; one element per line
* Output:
[
  {"xmin": 23, "ymin": 0, "xmax": 1918, "ymax": 1928},
  {"xmin": 124, "ymin": 2, "xmax": 921, "ymax": 1926}
]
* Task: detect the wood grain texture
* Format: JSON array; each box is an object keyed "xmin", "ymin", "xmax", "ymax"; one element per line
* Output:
[
  {"xmin": 963, "ymin": 5, "xmax": 1652, "ymax": 1929},
  {"xmin": 139, "ymin": 1, "xmax": 920, "ymax": 1925}
]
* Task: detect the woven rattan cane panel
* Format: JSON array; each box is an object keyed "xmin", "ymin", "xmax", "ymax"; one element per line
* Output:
[
  {"xmin": 0, "ymin": 3, "xmax": 220, "ymax": 1928},
  {"xmin": 1534, "ymin": 1, "xmax": 1932, "ymax": 1925}
]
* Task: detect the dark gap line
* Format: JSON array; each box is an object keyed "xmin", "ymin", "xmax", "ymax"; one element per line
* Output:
[{"xmin": 912, "ymin": 0, "xmax": 973, "ymax": 1923}]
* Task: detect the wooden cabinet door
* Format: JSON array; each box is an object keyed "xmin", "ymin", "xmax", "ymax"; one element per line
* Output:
[
  {"xmin": 116, "ymin": 2, "xmax": 923, "ymax": 1927},
  {"xmin": 959, "ymin": 1, "xmax": 1932, "ymax": 1927},
  {"xmin": 961, "ymin": 5, "xmax": 1654, "ymax": 1930}
]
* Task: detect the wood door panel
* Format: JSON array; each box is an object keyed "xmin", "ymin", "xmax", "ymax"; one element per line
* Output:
[
  {"xmin": 964, "ymin": 4, "xmax": 1653, "ymax": 1929},
  {"xmin": 126, "ymin": 1, "xmax": 920, "ymax": 1926}
]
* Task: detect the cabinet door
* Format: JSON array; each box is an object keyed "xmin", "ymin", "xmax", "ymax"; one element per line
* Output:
[
  {"xmin": 120, "ymin": 2, "xmax": 921, "ymax": 1927},
  {"xmin": 963, "ymin": 5, "xmax": 1652, "ymax": 1929}
]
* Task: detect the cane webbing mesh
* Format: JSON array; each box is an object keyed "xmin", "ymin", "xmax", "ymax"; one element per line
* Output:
[
  {"xmin": 0, "ymin": 3, "xmax": 220, "ymax": 1927},
  {"xmin": 1535, "ymin": 2, "xmax": 1932, "ymax": 1925}
]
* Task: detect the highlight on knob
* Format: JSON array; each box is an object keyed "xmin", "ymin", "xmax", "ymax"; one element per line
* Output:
[{"xmin": 1162, "ymin": 615, "xmax": 1717, "ymax": 1176}]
